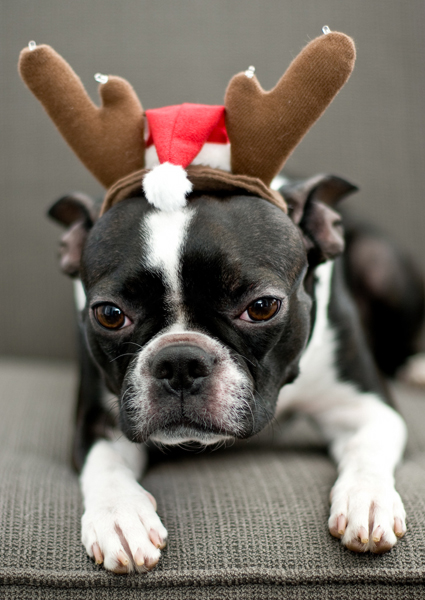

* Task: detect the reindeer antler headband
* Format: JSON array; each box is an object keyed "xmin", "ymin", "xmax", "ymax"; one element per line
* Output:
[{"xmin": 18, "ymin": 28, "xmax": 355, "ymax": 215}]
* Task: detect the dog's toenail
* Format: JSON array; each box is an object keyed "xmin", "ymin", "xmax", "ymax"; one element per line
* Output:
[
  {"xmin": 337, "ymin": 515, "xmax": 347, "ymax": 535},
  {"xmin": 117, "ymin": 550, "xmax": 129, "ymax": 566},
  {"xmin": 134, "ymin": 548, "xmax": 145, "ymax": 566},
  {"xmin": 372, "ymin": 526, "xmax": 383, "ymax": 543},
  {"xmin": 149, "ymin": 529, "xmax": 164, "ymax": 549}
]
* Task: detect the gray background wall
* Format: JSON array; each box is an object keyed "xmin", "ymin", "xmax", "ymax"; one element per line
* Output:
[{"xmin": 1, "ymin": 1, "xmax": 425, "ymax": 360}]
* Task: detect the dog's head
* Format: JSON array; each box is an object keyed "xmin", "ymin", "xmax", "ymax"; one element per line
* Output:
[{"xmin": 49, "ymin": 174, "xmax": 356, "ymax": 445}]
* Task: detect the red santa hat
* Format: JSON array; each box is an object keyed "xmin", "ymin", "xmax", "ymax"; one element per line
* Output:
[{"xmin": 143, "ymin": 103, "xmax": 230, "ymax": 211}]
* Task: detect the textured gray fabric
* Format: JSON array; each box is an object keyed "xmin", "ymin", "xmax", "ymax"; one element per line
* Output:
[
  {"xmin": 2, "ymin": 0, "xmax": 425, "ymax": 359},
  {"xmin": 1, "ymin": 359, "xmax": 425, "ymax": 598}
]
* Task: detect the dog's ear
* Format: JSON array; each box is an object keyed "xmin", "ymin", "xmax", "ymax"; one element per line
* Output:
[
  {"xmin": 279, "ymin": 174, "xmax": 358, "ymax": 266},
  {"xmin": 47, "ymin": 192, "xmax": 99, "ymax": 277}
]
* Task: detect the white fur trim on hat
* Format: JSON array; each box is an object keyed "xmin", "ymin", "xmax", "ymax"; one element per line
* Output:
[
  {"xmin": 191, "ymin": 142, "xmax": 231, "ymax": 171},
  {"xmin": 142, "ymin": 162, "xmax": 193, "ymax": 211},
  {"xmin": 144, "ymin": 144, "xmax": 160, "ymax": 170},
  {"xmin": 144, "ymin": 142, "xmax": 231, "ymax": 172}
]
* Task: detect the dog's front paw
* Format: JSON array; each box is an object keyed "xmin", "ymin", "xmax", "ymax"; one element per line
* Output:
[
  {"xmin": 328, "ymin": 476, "xmax": 406, "ymax": 554},
  {"xmin": 81, "ymin": 483, "xmax": 168, "ymax": 573}
]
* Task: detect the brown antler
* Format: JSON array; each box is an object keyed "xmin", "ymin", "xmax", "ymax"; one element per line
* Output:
[
  {"xmin": 225, "ymin": 31, "xmax": 356, "ymax": 186},
  {"xmin": 18, "ymin": 43, "xmax": 145, "ymax": 188}
]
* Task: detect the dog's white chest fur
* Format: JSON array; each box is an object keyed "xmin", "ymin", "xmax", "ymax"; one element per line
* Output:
[{"xmin": 275, "ymin": 260, "xmax": 353, "ymax": 414}]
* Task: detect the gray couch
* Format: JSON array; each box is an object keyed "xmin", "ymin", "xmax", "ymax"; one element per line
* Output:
[
  {"xmin": 3, "ymin": 1, "xmax": 425, "ymax": 597},
  {"xmin": 1, "ymin": 357, "xmax": 425, "ymax": 599}
]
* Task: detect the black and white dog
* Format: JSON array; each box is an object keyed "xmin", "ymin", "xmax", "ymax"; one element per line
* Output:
[{"xmin": 49, "ymin": 173, "xmax": 416, "ymax": 573}]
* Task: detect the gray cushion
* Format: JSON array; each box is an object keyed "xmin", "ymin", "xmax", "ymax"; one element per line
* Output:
[{"xmin": 1, "ymin": 357, "xmax": 425, "ymax": 599}]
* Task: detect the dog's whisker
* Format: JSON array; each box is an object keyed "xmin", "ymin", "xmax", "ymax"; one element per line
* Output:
[
  {"xmin": 124, "ymin": 342, "xmax": 143, "ymax": 350},
  {"xmin": 110, "ymin": 352, "xmax": 139, "ymax": 363}
]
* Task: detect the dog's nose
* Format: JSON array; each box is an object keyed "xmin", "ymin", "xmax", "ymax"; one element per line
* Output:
[{"xmin": 151, "ymin": 344, "xmax": 215, "ymax": 395}]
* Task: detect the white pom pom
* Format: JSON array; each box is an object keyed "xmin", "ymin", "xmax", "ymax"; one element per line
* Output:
[{"xmin": 142, "ymin": 162, "xmax": 193, "ymax": 211}]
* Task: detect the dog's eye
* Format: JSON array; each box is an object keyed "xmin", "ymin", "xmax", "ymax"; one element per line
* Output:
[
  {"xmin": 93, "ymin": 304, "xmax": 129, "ymax": 330},
  {"xmin": 240, "ymin": 298, "xmax": 281, "ymax": 322}
]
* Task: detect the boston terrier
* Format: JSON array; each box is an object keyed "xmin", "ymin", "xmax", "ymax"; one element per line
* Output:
[
  {"xmin": 48, "ymin": 173, "xmax": 410, "ymax": 573},
  {"xmin": 20, "ymin": 29, "xmax": 413, "ymax": 575}
]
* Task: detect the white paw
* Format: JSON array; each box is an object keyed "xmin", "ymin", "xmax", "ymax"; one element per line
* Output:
[
  {"xmin": 81, "ymin": 483, "xmax": 168, "ymax": 573},
  {"xmin": 328, "ymin": 476, "xmax": 406, "ymax": 554}
]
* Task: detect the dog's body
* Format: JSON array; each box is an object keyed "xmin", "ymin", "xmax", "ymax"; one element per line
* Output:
[{"xmin": 47, "ymin": 174, "xmax": 417, "ymax": 573}]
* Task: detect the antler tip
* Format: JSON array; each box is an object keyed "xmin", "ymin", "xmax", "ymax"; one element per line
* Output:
[
  {"xmin": 320, "ymin": 30, "xmax": 356, "ymax": 63},
  {"xmin": 18, "ymin": 43, "xmax": 58, "ymax": 80},
  {"xmin": 97, "ymin": 75, "xmax": 143, "ymax": 111}
]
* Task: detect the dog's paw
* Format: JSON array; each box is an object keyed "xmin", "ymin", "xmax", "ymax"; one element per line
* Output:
[
  {"xmin": 328, "ymin": 476, "xmax": 406, "ymax": 554},
  {"xmin": 81, "ymin": 484, "xmax": 168, "ymax": 573}
]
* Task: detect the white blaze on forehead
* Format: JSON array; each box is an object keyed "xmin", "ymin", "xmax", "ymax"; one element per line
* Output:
[{"xmin": 141, "ymin": 208, "xmax": 194, "ymax": 316}]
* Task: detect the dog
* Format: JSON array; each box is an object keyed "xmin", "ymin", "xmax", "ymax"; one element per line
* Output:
[
  {"xmin": 47, "ymin": 172, "xmax": 413, "ymax": 573},
  {"xmin": 20, "ymin": 29, "xmax": 415, "ymax": 574}
]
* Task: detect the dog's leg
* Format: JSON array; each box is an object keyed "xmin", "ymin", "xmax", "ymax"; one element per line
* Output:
[
  {"xmin": 75, "ymin": 293, "xmax": 167, "ymax": 573},
  {"xmin": 80, "ymin": 436, "xmax": 168, "ymax": 573},
  {"xmin": 278, "ymin": 259, "xmax": 407, "ymax": 553},
  {"xmin": 314, "ymin": 395, "xmax": 407, "ymax": 553},
  {"xmin": 322, "ymin": 259, "xmax": 408, "ymax": 552}
]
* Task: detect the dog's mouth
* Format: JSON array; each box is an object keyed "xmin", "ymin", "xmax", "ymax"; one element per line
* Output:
[
  {"xmin": 148, "ymin": 417, "xmax": 235, "ymax": 446},
  {"xmin": 121, "ymin": 385, "xmax": 255, "ymax": 444}
]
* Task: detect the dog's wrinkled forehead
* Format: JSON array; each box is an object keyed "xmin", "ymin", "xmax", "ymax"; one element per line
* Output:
[{"xmin": 81, "ymin": 194, "xmax": 307, "ymax": 301}]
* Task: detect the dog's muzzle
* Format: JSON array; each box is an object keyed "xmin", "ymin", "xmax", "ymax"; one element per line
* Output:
[{"xmin": 123, "ymin": 330, "xmax": 255, "ymax": 444}]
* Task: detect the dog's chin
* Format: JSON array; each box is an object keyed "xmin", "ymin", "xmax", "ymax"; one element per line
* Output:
[{"xmin": 149, "ymin": 425, "xmax": 233, "ymax": 447}]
